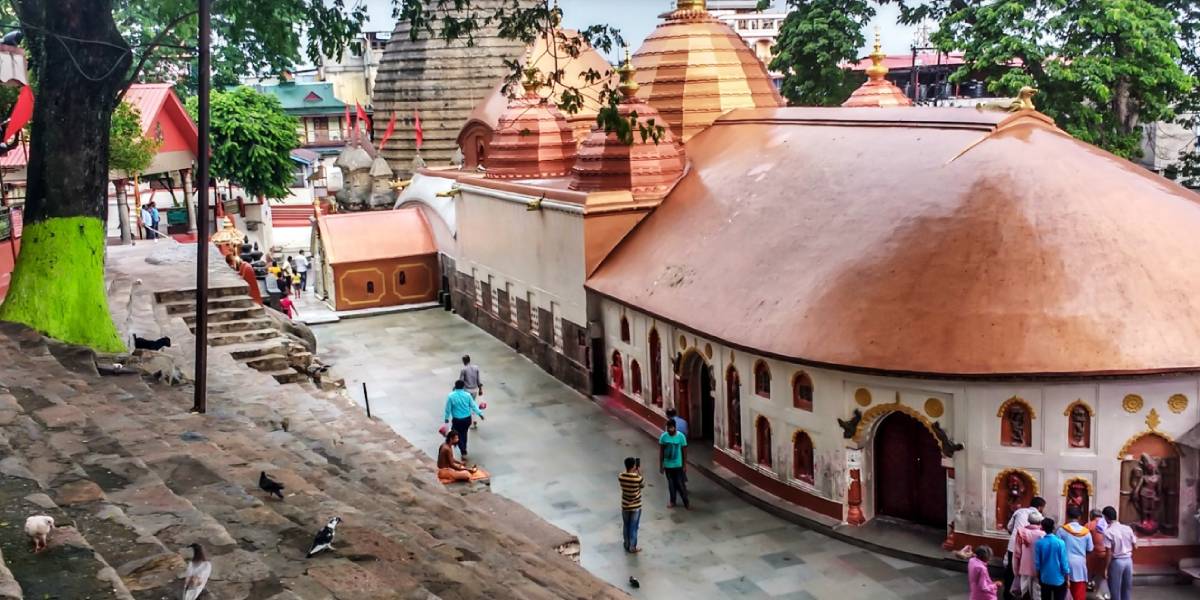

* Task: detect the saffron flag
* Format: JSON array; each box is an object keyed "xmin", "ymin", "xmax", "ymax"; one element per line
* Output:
[
  {"xmin": 414, "ymin": 109, "xmax": 423, "ymax": 150},
  {"xmin": 355, "ymin": 102, "xmax": 370, "ymax": 135},
  {"xmin": 378, "ymin": 112, "xmax": 398, "ymax": 151},
  {"xmin": 3, "ymin": 85, "xmax": 33, "ymax": 144},
  {"xmin": 343, "ymin": 104, "xmax": 351, "ymax": 138}
]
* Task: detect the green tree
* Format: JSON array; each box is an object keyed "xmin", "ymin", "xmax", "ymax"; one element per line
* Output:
[
  {"xmin": 0, "ymin": 0, "xmax": 364, "ymax": 351},
  {"xmin": 887, "ymin": 0, "xmax": 1194, "ymax": 159},
  {"xmin": 768, "ymin": 0, "xmax": 875, "ymax": 106},
  {"xmin": 187, "ymin": 88, "xmax": 298, "ymax": 201},
  {"xmin": 109, "ymin": 101, "xmax": 160, "ymax": 244}
]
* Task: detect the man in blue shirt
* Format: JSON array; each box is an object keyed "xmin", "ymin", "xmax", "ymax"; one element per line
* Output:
[
  {"xmin": 444, "ymin": 380, "xmax": 484, "ymax": 457},
  {"xmin": 1034, "ymin": 517, "xmax": 1070, "ymax": 599}
]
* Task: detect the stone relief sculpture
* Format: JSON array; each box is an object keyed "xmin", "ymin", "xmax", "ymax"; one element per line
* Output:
[
  {"xmin": 1130, "ymin": 453, "xmax": 1164, "ymax": 535},
  {"xmin": 1068, "ymin": 404, "xmax": 1090, "ymax": 448},
  {"xmin": 1007, "ymin": 405, "xmax": 1027, "ymax": 446}
]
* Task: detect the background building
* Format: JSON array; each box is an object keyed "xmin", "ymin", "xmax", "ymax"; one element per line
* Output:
[{"xmin": 319, "ymin": 31, "xmax": 390, "ymax": 107}]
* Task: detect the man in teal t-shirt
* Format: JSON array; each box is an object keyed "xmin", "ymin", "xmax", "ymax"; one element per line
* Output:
[{"xmin": 659, "ymin": 418, "xmax": 689, "ymax": 508}]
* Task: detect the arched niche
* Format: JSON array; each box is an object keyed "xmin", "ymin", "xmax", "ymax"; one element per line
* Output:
[
  {"xmin": 1118, "ymin": 432, "xmax": 1180, "ymax": 537},
  {"xmin": 992, "ymin": 468, "xmax": 1038, "ymax": 530}
]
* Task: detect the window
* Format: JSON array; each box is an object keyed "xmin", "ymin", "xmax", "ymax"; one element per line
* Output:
[
  {"xmin": 620, "ymin": 316, "xmax": 631, "ymax": 343},
  {"xmin": 1066, "ymin": 401, "xmax": 1092, "ymax": 448},
  {"xmin": 726, "ymin": 367, "xmax": 742, "ymax": 449},
  {"xmin": 998, "ymin": 397, "xmax": 1034, "ymax": 447},
  {"xmin": 630, "ymin": 360, "xmax": 642, "ymax": 396},
  {"xmin": 756, "ymin": 416, "xmax": 772, "ymax": 467},
  {"xmin": 397, "ymin": 270, "xmax": 407, "ymax": 285},
  {"xmin": 366, "ymin": 281, "xmax": 375, "ymax": 294},
  {"xmin": 649, "ymin": 330, "xmax": 663, "ymax": 405},
  {"xmin": 753, "ymin": 360, "xmax": 771, "ymax": 398},
  {"xmin": 793, "ymin": 431, "xmax": 814, "ymax": 484},
  {"xmin": 610, "ymin": 350, "xmax": 624, "ymax": 391},
  {"xmin": 792, "ymin": 371, "xmax": 813, "ymax": 411},
  {"xmin": 480, "ymin": 280, "xmax": 492, "ymax": 313}
]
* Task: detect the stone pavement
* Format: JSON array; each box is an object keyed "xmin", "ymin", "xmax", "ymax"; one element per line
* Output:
[{"xmin": 315, "ymin": 309, "xmax": 1199, "ymax": 600}]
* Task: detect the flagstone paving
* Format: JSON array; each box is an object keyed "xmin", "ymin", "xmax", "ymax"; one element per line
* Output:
[{"xmin": 315, "ymin": 308, "xmax": 1199, "ymax": 600}]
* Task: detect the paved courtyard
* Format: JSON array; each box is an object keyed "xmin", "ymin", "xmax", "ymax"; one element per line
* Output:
[{"xmin": 313, "ymin": 309, "xmax": 1195, "ymax": 600}]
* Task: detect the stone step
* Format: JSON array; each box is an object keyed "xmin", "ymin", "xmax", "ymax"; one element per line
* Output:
[
  {"xmin": 245, "ymin": 354, "xmax": 291, "ymax": 372},
  {"xmin": 209, "ymin": 329, "xmax": 280, "ymax": 347},
  {"xmin": 154, "ymin": 286, "xmax": 247, "ymax": 304},
  {"xmin": 266, "ymin": 368, "xmax": 308, "ymax": 385},
  {"xmin": 163, "ymin": 294, "xmax": 257, "ymax": 315},
  {"xmin": 189, "ymin": 317, "xmax": 274, "ymax": 334},
  {"xmin": 181, "ymin": 306, "xmax": 266, "ymax": 325},
  {"xmin": 227, "ymin": 340, "xmax": 289, "ymax": 361}
]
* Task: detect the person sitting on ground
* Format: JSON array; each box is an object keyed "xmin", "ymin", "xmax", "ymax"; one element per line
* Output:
[
  {"xmin": 279, "ymin": 289, "xmax": 298, "ymax": 320},
  {"xmin": 967, "ymin": 544, "xmax": 999, "ymax": 600},
  {"xmin": 437, "ymin": 431, "xmax": 476, "ymax": 482}
]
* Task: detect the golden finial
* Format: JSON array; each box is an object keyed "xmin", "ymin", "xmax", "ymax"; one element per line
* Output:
[
  {"xmin": 677, "ymin": 0, "xmax": 706, "ymax": 11},
  {"xmin": 617, "ymin": 46, "xmax": 638, "ymax": 98},
  {"xmin": 865, "ymin": 27, "xmax": 887, "ymax": 81}
]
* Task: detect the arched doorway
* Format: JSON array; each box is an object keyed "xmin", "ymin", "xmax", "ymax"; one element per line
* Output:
[
  {"xmin": 874, "ymin": 411, "xmax": 945, "ymax": 528},
  {"xmin": 678, "ymin": 351, "xmax": 715, "ymax": 441}
]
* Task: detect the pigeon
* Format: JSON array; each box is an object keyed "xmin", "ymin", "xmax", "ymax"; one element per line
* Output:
[
  {"xmin": 306, "ymin": 516, "xmax": 342, "ymax": 558},
  {"xmin": 628, "ymin": 576, "xmax": 640, "ymax": 589},
  {"xmin": 258, "ymin": 471, "xmax": 285, "ymax": 500},
  {"xmin": 182, "ymin": 543, "xmax": 212, "ymax": 600},
  {"xmin": 133, "ymin": 334, "xmax": 172, "ymax": 350},
  {"xmin": 24, "ymin": 515, "xmax": 54, "ymax": 552}
]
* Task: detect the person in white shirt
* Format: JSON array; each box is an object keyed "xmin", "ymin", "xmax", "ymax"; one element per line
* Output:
[
  {"xmin": 1101, "ymin": 506, "xmax": 1136, "ymax": 600},
  {"xmin": 1004, "ymin": 496, "xmax": 1046, "ymax": 598},
  {"xmin": 294, "ymin": 251, "xmax": 310, "ymax": 292},
  {"xmin": 139, "ymin": 204, "xmax": 154, "ymax": 239}
]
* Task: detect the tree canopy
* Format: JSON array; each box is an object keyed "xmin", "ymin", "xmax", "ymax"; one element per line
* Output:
[
  {"xmin": 768, "ymin": 0, "xmax": 874, "ymax": 106},
  {"xmin": 108, "ymin": 101, "xmax": 159, "ymax": 177},
  {"xmin": 886, "ymin": 0, "xmax": 1195, "ymax": 159},
  {"xmin": 187, "ymin": 87, "xmax": 298, "ymax": 201}
]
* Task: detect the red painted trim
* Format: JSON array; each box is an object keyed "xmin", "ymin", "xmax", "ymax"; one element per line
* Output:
[
  {"xmin": 608, "ymin": 388, "xmax": 666, "ymax": 429},
  {"xmin": 713, "ymin": 448, "xmax": 844, "ymax": 521}
]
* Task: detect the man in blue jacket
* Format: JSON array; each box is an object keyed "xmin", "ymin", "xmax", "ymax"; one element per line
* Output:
[
  {"xmin": 1033, "ymin": 517, "xmax": 1070, "ymax": 600},
  {"xmin": 444, "ymin": 380, "xmax": 484, "ymax": 457}
]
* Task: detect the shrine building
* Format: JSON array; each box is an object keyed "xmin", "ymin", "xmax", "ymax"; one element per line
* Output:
[{"xmin": 390, "ymin": 0, "xmax": 1200, "ymax": 570}]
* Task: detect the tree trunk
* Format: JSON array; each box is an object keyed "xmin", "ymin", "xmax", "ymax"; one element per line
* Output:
[
  {"xmin": 115, "ymin": 179, "xmax": 132, "ymax": 244},
  {"xmin": 0, "ymin": 0, "xmax": 131, "ymax": 351}
]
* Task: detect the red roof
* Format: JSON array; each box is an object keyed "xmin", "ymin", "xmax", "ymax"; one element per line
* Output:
[
  {"xmin": 0, "ymin": 143, "xmax": 26, "ymax": 170},
  {"xmin": 123, "ymin": 83, "xmax": 198, "ymax": 156},
  {"xmin": 847, "ymin": 52, "xmax": 965, "ymax": 72},
  {"xmin": 317, "ymin": 208, "xmax": 436, "ymax": 265}
]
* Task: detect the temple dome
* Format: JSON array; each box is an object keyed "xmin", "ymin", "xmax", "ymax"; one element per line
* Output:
[
  {"xmin": 569, "ymin": 56, "xmax": 685, "ymax": 200},
  {"xmin": 631, "ymin": 0, "xmax": 783, "ymax": 143},
  {"xmin": 373, "ymin": 0, "xmax": 534, "ymax": 176},
  {"xmin": 484, "ymin": 69, "xmax": 578, "ymax": 180},
  {"xmin": 842, "ymin": 32, "xmax": 913, "ymax": 108}
]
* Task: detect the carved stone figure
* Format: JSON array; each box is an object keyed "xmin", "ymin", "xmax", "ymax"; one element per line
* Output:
[
  {"xmin": 1069, "ymin": 405, "xmax": 1089, "ymax": 447},
  {"xmin": 1007, "ymin": 405, "xmax": 1027, "ymax": 446},
  {"xmin": 1130, "ymin": 453, "xmax": 1164, "ymax": 535},
  {"xmin": 997, "ymin": 473, "xmax": 1028, "ymax": 529},
  {"xmin": 1066, "ymin": 480, "xmax": 1089, "ymax": 521}
]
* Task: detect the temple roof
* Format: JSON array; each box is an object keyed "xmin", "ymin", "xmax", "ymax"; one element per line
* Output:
[
  {"xmin": 842, "ymin": 32, "xmax": 912, "ymax": 108},
  {"xmin": 373, "ymin": 0, "xmax": 534, "ymax": 176},
  {"xmin": 317, "ymin": 208, "xmax": 436, "ymax": 265},
  {"xmin": 587, "ymin": 106, "xmax": 1200, "ymax": 378},
  {"xmin": 631, "ymin": 0, "xmax": 783, "ymax": 143}
]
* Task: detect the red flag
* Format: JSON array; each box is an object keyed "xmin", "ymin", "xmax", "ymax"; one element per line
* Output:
[
  {"xmin": 355, "ymin": 102, "xmax": 370, "ymax": 135},
  {"xmin": 413, "ymin": 109, "xmax": 423, "ymax": 150},
  {"xmin": 3, "ymin": 85, "xmax": 33, "ymax": 144},
  {"xmin": 378, "ymin": 112, "xmax": 398, "ymax": 151},
  {"xmin": 343, "ymin": 104, "xmax": 351, "ymax": 138}
]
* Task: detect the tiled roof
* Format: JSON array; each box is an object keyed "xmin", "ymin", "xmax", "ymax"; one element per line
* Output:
[{"xmin": 256, "ymin": 82, "xmax": 348, "ymax": 115}]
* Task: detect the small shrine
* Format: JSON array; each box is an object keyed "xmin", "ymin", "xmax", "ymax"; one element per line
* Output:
[
  {"xmin": 332, "ymin": 130, "xmax": 376, "ymax": 211},
  {"xmin": 842, "ymin": 31, "xmax": 913, "ymax": 108}
]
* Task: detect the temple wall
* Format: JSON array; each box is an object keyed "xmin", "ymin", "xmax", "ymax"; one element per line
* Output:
[{"xmin": 598, "ymin": 297, "xmax": 1200, "ymax": 564}]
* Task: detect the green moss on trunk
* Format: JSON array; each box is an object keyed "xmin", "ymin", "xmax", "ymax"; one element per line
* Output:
[{"xmin": 0, "ymin": 217, "xmax": 125, "ymax": 352}]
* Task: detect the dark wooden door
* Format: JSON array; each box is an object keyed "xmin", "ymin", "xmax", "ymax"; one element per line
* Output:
[
  {"xmin": 701, "ymin": 364, "xmax": 715, "ymax": 440},
  {"xmin": 874, "ymin": 412, "xmax": 945, "ymax": 528}
]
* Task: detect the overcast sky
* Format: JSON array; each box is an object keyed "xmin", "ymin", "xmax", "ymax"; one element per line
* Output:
[{"xmin": 355, "ymin": 1, "xmax": 918, "ymax": 60}]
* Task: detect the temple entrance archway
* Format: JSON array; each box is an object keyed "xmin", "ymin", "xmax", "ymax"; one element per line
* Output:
[
  {"xmin": 678, "ymin": 351, "xmax": 715, "ymax": 442},
  {"xmin": 874, "ymin": 411, "xmax": 945, "ymax": 528}
]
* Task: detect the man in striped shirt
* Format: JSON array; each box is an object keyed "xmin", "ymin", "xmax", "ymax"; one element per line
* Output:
[{"xmin": 618, "ymin": 457, "xmax": 644, "ymax": 553}]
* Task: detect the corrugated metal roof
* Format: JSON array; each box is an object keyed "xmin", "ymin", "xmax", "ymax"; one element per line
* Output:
[{"xmin": 317, "ymin": 207, "xmax": 436, "ymax": 265}]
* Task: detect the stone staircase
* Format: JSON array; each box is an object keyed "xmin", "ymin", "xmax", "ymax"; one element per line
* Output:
[{"xmin": 0, "ymin": 323, "xmax": 618, "ymax": 600}]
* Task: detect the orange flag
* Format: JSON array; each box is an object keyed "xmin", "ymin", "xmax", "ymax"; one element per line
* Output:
[{"xmin": 355, "ymin": 102, "xmax": 370, "ymax": 135}]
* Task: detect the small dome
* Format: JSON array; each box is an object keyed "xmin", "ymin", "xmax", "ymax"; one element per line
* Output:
[
  {"xmin": 484, "ymin": 67, "xmax": 578, "ymax": 179},
  {"xmin": 569, "ymin": 55, "xmax": 686, "ymax": 200},
  {"xmin": 842, "ymin": 32, "xmax": 912, "ymax": 108},
  {"xmin": 632, "ymin": 0, "xmax": 783, "ymax": 143}
]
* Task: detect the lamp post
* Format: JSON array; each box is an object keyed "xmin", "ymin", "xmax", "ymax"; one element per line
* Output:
[{"xmin": 193, "ymin": 0, "xmax": 211, "ymax": 414}]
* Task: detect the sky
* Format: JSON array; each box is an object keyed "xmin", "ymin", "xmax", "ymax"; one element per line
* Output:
[{"xmin": 355, "ymin": 1, "xmax": 919, "ymax": 61}]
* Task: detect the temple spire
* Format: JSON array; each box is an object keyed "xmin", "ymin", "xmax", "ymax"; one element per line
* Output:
[
  {"xmin": 676, "ymin": 0, "xmax": 706, "ymax": 12},
  {"xmin": 865, "ymin": 28, "xmax": 887, "ymax": 82},
  {"xmin": 617, "ymin": 47, "xmax": 639, "ymax": 99}
]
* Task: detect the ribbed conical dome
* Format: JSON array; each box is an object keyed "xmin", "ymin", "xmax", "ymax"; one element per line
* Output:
[
  {"xmin": 631, "ymin": 0, "xmax": 783, "ymax": 143},
  {"xmin": 485, "ymin": 89, "xmax": 578, "ymax": 179},
  {"xmin": 569, "ymin": 58, "xmax": 685, "ymax": 200},
  {"xmin": 373, "ymin": 0, "xmax": 535, "ymax": 176},
  {"xmin": 842, "ymin": 32, "xmax": 912, "ymax": 108}
]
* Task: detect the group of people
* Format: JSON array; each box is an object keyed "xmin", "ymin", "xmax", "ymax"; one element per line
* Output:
[
  {"xmin": 139, "ymin": 201, "xmax": 162, "ymax": 239},
  {"xmin": 265, "ymin": 252, "xmax": 308, "ymax": 319},
  {"xmin": 971, "ymin": 497, "xmax": 1138, "ymax": 600},
  {"xmin": 617, "ymin": 408, "xmax": 691, "ymax": 554},
  {"xmin": 438, "ymin": 356, "xmax": 485, "ymax": 481}
]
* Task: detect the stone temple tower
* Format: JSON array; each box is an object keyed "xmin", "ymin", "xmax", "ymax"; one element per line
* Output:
[{"xmin": 373, "ymin": 0, "xmax": 535, "ymax": 177}]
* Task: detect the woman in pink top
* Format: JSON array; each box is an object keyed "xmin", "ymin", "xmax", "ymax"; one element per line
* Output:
[
  {"xmin": 1012, "ymin": 510, "xmax": 1046, "ymax": 599},
  {"xmin": 968, "ymin": 545, "xmax": 999, "ymax": 600}
]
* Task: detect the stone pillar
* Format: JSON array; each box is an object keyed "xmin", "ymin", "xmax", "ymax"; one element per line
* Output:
[
  {"xmin": 942, "ymin": 463, "xmax": 957, "ymax": 549},
  {"xmin": 846, "ymin": 448, "xmax": 865, "ymax": 526},
  {"xmin": 182, "ymin": 168, "xmax": 196, "ymax": 234},
  {"xmin": 114, "ymin": 179, "xmax": 132, "ymax": 244}
]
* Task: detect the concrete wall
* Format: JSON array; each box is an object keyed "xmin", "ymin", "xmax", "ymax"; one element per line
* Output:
[{"xmin": 600, "ymin": 297, "xmax": 1200, "ymax": 561}]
